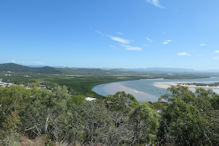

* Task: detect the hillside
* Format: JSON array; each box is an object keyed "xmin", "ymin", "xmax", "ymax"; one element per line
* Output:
[
  {"xmin": 0, "ymin": 63, "xmax": 126, "ymax": 75},
  {"xmin": 0, "ymin": 63, "xmax": 149, "ymax": 76},
  {"xmin": 0, "ymin": 63, "xmax": 61, "ymax": 74},
  {"xmin": 0, "ymin": 63, "xmax": 214, "ymax": 78}
]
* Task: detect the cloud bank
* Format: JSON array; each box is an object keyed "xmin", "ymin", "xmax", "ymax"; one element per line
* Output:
[{"xmin": 177, "ymin": 52, "xmax": 191, "ymax": 56}]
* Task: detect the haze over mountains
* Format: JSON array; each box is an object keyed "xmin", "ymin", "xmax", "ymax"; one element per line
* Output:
[
  {"xmin": 0, "ymin": 63, "xmax": 112, "ymax": 75},
  {"xmin": 0, "ymin": 63, "xmax": 61, "ymax": 74},
  {"xmin": 116, "ymin": 68, "xmax": 196, "ymax": 73},
  {"xmin": 0, "ymin": 63, "xmax": 217, "ymax": 75}
]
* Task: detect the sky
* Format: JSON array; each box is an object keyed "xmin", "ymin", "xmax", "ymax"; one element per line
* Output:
[{"xmin": 0, "ymin": 0, "xmax": 219, "ymax": 70}]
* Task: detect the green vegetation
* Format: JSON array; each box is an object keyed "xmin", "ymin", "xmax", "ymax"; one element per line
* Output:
[
  {"xmin": 157, "ymin": 86, "xmax": 219, "ymax": 145},
  {"xmin": 182, "ymin": 82, "xmax": 219, "ymax": 87},
  {"xmin": 0, "ymin": 85, "xmax": 218, "ymax": 145},
  {"xmin": 0, "ymin": 63, "xmax": 219, "ymax": 145},
  {"xmin": 44, "ymin": 75, "xmax": 148, "ymax": 97},
  {"xmin": 0, "ymin": 63, "xmax": 213, "ymax": 77},
  {"xmin": 0, "ymin": 71, "xmax": 144, "ymax": 97},
  {"xmin": 0, "ymin": 63, "xmax": 167, "ymax": 76},
  {"xmin": 0, "ymin": 64, "xmax": 213, "ymax": 99},
  {"xmin": 0, "ymin": 63, "xmax": 61, "ymax": 74}
]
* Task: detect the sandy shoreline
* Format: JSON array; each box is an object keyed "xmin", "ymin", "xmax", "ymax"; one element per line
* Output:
[
  {"xmin": 93, "ymin": 78, "xmax": 219, "ymax": 101},
  {"xmin": 103, "ymin": 82, "xmax": 158, "ymax": 102},
  {"xmin": 154, "ymin": 81, "xmax": 219, "ymax": 90},
  {"xmin": 153, "ymin": 82, "xmax": 177, "ymax": 89}
]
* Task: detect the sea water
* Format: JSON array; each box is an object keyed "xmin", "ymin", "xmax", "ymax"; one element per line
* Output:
[{"xmin": 92, "ymin": 77, "xmax": 219, "ymax": 101}]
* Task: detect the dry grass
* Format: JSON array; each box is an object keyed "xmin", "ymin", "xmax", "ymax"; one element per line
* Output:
[
  {"xmin": 1, "ymin": 135, "xmax": 81, "ymax": 146},
  {"xmin": 15, "ymin": 136, "xmax": 49, "ymax": 146}
]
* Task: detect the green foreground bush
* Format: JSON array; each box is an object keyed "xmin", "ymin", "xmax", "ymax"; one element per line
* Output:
[{"xmin": 0, "ymin": 85, "xmax": 218, "ymax": 145}]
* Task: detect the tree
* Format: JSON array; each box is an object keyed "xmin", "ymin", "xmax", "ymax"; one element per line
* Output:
[
  {"xmin": 82, "ymin": 101, "xmax": 113, "ymax": 145},
  {"xmin": 129, "ymin": 102, "xmax": 160, "ymax": 145},
  {"xmin": 104, "ymin": 91, "xmax": 139, "ymax": 145},
  {"xmin": 105, "ymin": 91, "xmax": 138, "ymax": 113},
  {"xmin": 0, "ymin": 85, "xmax": 31, "ymax": 144},
  {"xmin": 20, "ymin": 86, "xmax": 70, "ymax": 140},
  {"xmin": 157, "ymin": 85, "xmax": 219, "ymax": 145}
]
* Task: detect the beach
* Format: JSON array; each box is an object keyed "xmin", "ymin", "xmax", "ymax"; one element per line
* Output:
[
  {"xmin": 153, "ymin": 81, "xmax": 219, "ymax": 94},
  {"xmin": 102, "ymin": 82, "xmax": 158, "ymax": 101},
  {"xmin": 93, "ymin": 77, "xmax": 219, "ymax": 101},
  {"xmin": 153, "ymin": 82, "xmax": 177, "ymax": 89}
]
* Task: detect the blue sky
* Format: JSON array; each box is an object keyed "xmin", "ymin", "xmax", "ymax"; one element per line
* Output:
[{"xmin": 0, "ymin": 0, "xmax": 219, "ymax": 70}]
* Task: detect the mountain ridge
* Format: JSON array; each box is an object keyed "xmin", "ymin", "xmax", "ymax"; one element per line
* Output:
[{"xmin": 0, "ymin": 63, "xmax": 217, "ymax": 75}]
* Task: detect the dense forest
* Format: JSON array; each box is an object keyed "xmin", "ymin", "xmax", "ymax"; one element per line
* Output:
[{"xmin": 0, "ymin": 85, "xmax": 218, "ymax": 145}]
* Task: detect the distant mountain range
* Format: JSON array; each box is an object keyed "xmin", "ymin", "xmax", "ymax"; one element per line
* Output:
[
  {"xmin": 0, "ymin": 63, "xmax": 217, "ymax": 75},
  {"xmin": 0, "ymin": 63, "xmax": 61, "ymax": 74},
  {"xmin": 118, "ymin": 68, "xmax": 196, "ymax": 73},
  {"xmin": 0, "ymin": 63, "xmax": 124, "ymax": 75}
]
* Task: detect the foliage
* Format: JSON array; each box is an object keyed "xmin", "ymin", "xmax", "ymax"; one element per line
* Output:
[
  {"xmin": 0, "ymin": 84, "xmax": 218, "ymax": 145},
  {"xmin": 157, "ymin": 85, "xmax": 219, "ymax": 145},
  {"xmin": 129, "ymin": 102, "xmax": 160, "ymax": 144},
  {"xmin": 105, "ymin": 91, "xmax": 138, "ymax": 113}
]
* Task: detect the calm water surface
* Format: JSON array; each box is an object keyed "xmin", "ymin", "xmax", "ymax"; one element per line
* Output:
[{"xmin": 92, "ymin": 77, "xmax": 219, "ymax": 102}]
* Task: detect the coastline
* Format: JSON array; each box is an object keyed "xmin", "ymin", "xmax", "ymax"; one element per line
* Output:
[
  {"xmin": 92, "ymin": 77, "xmax": 219, "ymax": 101},
  {"xmin": 154, "ymin": 81, "xmax": 219, "ymax": 90},
  {"xmin": 100, "ymin": 82, "xmax": 158, "ymax": 102},
  {"xmin": 153, "ymin": 82, "xmax": 177, "ymax": 89}
]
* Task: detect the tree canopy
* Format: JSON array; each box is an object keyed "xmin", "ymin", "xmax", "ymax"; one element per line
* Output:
[{"xmin": 0, "ymin": 85, "xmax": 218, "ymax": 145}]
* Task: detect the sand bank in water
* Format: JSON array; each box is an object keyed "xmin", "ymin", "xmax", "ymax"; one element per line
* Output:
[
  {"xmin": 154, "ymin": 82, "xmax": 219, "ymax": 94},
  {"xmin": 103, "ymin": 82, "xmax": 158, "ymax": 102},
  {"xmin": 153, "ymin": 82, "xmax": 177, "ymax": 89}
]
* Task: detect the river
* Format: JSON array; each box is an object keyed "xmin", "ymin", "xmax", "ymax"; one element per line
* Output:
[{"xmin": 92, "ymin": 77, "xmax": 219, "ymax": 102}]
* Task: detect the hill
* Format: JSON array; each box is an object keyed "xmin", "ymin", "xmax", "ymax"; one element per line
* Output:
[
  {"xmin": 0, "ymin": 63, "xmax": 126, "ymax": 75},
  {"xmin": 0, "ymin": 63, "xmax": 61, "ymax": 74},
  {"xmin": 0, "ymin": 63, "xmax": 214, "ymax": 78},
  {"xmin": 0, "ymin": 63, "xmax": 150, "ymax": 76},
  {"xmin": 117, "ymin": 67, "xmax": 195, "ymax": 73}
]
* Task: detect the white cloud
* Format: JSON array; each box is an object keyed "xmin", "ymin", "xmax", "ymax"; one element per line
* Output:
[
  {"xmin": 146, "ymin": 37, "xmax": 152, "ymax": 42},
  {"xmin": 110, "ymin": 36, "xmax": 130, "ymax": 44},
  {"xmin": 214, "ymin": 50, "xmax": 219, "ymax": 53},
  {"xmin": 96, "ymin": 31, "xmax": 130, "ymax": 44},
  {"xmin": 123, "ymin": 45, "xmax": 142, "ymax": 51},
  {"xmin": 177, "ymin": 52, "xmax": 191, "ymax": 56},
  {"xmin": 163, "ymin": 40, "xmax": 172, "ymax": 45},
  {"xmin": 146, "ymin": 0, "xmax": 163, "ymax": 8},
  {"xmin": 97, "ymin": 31, "xmax": 142, "ymax": 50},
  {"xmin": 10, "ymin": 60, "xmax": 16, "ymax": 63},
  {"xmin": 200, "ymin": 43, "xmax": 207, "ymax": 47}
]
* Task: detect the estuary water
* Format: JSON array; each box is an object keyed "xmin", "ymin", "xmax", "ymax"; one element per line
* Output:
[{"xmin": 92, "ymin": 77, "xmax": 219, "ymax": 102}]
